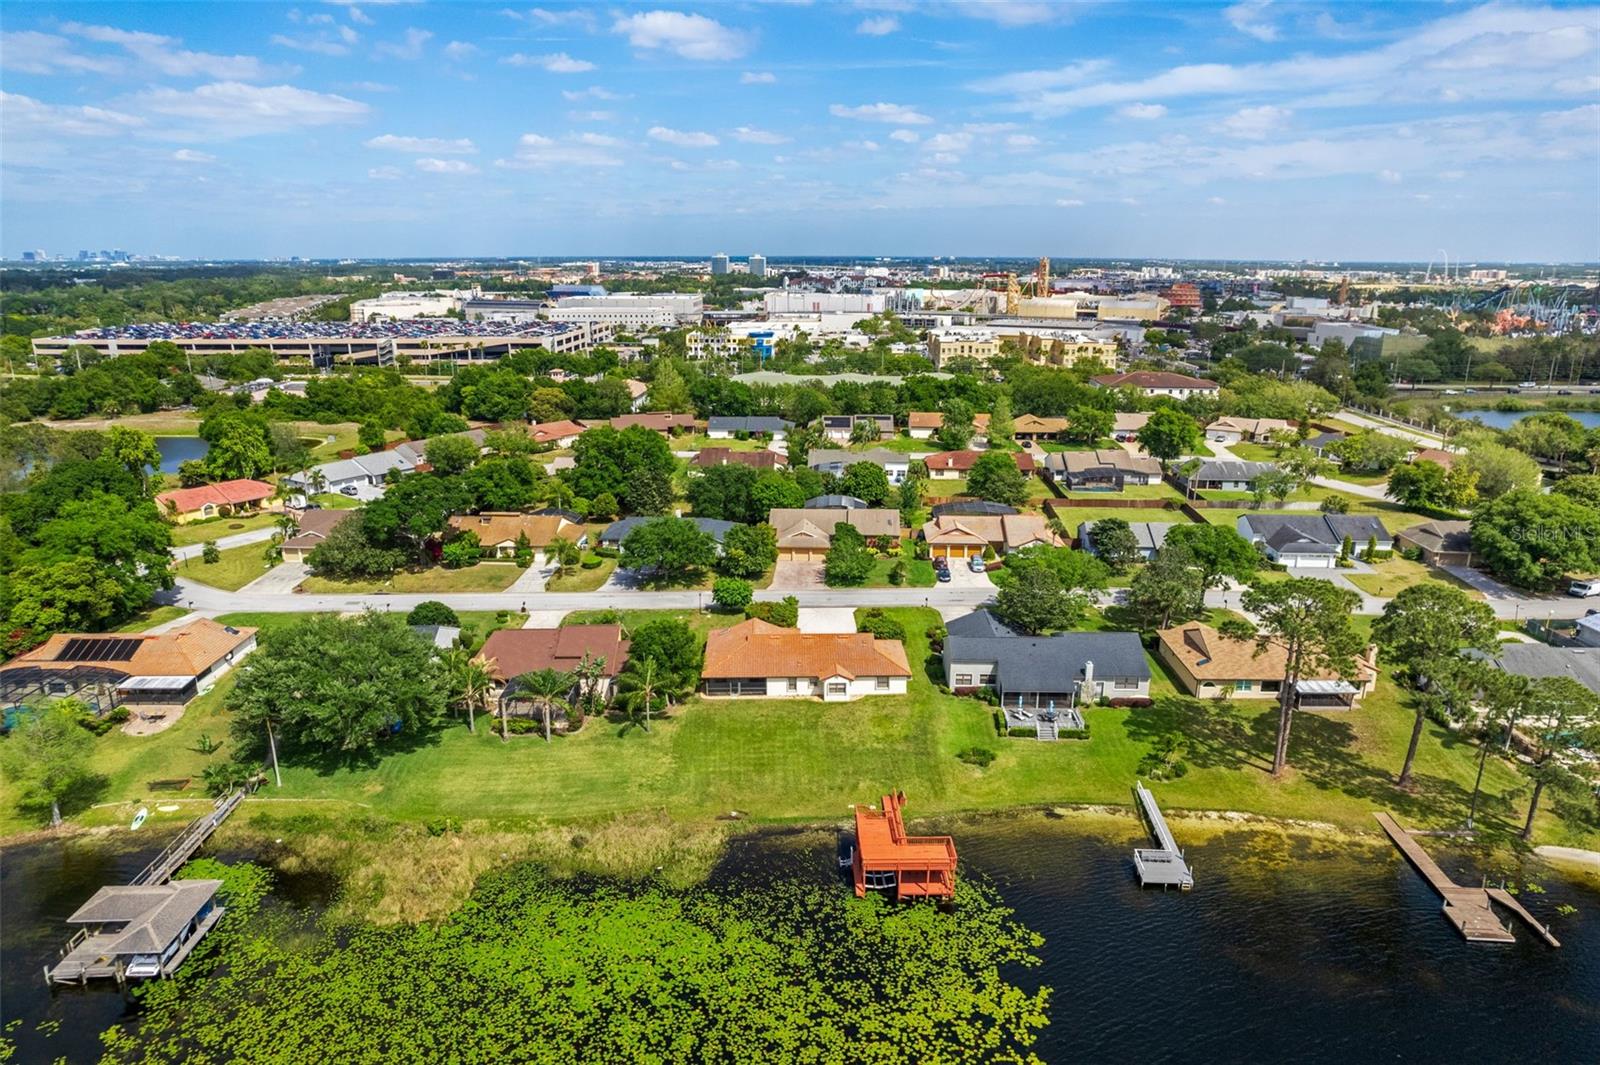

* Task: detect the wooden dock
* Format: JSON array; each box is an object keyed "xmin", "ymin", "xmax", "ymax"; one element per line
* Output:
[
  {"xmin": 1374, "ymin": 812, "xmax": 1560, "ymax": 947},
  {"xmin": 1132, "ymin": 783, "xmax": 1194, "ymax": 891},
  {"xmin": 129, "ymin": 787, "xmax": 248, "ymax": 886}
]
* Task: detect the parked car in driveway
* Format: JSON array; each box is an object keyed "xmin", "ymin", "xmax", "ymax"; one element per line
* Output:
[
  {"xmin": 936, "ymin": 566, "xmax": 951, "ymax": 583},
  {"xmin": 340, "ymin": 485, "xmax": 359, "ymax": 496},
  {"xmin": 968, "ymin": 556, "xmax": 987, "ymax": 573}
]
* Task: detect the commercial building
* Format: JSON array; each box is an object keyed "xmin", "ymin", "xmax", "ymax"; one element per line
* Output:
[
  {"xmin": 927, "ymin": 328, "xmax": 1001, "ymax": 369},
  {"xmin": 550, "ymin": 292, "xmax": 704, "ymax": 326},
  {"xmin": 749, "ymin": 254, "xmax": 768, "ymax": 278},
  {"xmin": 763, "ymin": 291, "xmax": 887, "ymax": 315},
  {"xmin": 349, "ymin": 289, "xmax": 475, "ymax": 321},
  {"xmin": 1160, "ymin": 283, "xmax": 1203, "ymax": 311},
  {"xmin": 711, "ymin": 253, "xmax": 730, "ymax": 276}
]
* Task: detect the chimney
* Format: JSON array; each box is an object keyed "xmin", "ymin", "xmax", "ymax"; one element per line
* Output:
[{"xmin": 1082, "ymin": 659, "xmax": 1095, "ymax": 698}]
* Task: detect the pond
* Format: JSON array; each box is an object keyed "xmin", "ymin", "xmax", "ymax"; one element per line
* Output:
[
  {"xmin": 4, "ymin": 815, "xmax": 1596, "ymax": 1062},
  {"xmin": 151, "ymin": 437, "xmax": 210, "ymax": 474},
  {"xmin": 1457, "ymin": 409, "xmax": 1600, "ymax": 430}
]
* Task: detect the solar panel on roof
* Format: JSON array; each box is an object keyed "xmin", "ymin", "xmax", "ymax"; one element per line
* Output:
[{"xmin": 58, "ymin": 637, "xmax": 141, "ymax": 662}]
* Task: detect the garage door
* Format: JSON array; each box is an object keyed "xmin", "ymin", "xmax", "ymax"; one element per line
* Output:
[
  {"xmin": 780, "ymin": 548, "xmax": 823, "ymax": 561},
  {"xmin": 1288, "ymin": 556, "xmax": 1335, "ymax": 568}
]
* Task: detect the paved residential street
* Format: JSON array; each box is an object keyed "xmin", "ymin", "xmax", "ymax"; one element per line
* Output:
[{"xmin": 170, "ymin": 526, "xmax": 278, "ymax": 561}]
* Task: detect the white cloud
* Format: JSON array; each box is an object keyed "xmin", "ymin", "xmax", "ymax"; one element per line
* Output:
[
  {"xmin": 61, "ymin": 22, "xmax": 279, "ymax": 80},
  {"xmin": 1005, "ymin": 133, "xmax": 1039, "ymax": 148},
  {"xmin": 504, "ymin": 51, "xmax": 596, "ymax": 73},
  {"xmin": 1377, "ymin": 168, "xmax": 1402, "ymax": 183},
  {"xmin": 443, "ymin": 41, "xmax": 479, "ymax": 62},
  {"xmin": 171, "ymin": 148, "xmax": 215, "ymax": 163},
  {"xmin": 1224, "ymin": 0, "xmax": 1279, "ymax": 42},
  {"xmin": 568, "ymin": 110, "xmax": 615, "ymax": 122},
  {"xmin": 1055, "ymin": 198, "xmax": 1084, "ymax": 207},
  {"xmin": 364, "ymin": 133, "xmax": 477, "ymax": 154},
  {"xmin": 1215, "ymin": 104, "xmax": 1290, "ymax": 139},
  {"xmin": 272, "ymin": 32, "xmax": 353, "ymax": 57},
  {"xmin": 496, "ymin": 131, "xmax": 625, "ymax": 168},
  {"xmin": 889, "ymin": 129, "xmax": 921, "ymax": 143},
  {"xmin": 415, "ymin": 157, "xmax": 478, "ymax": 174},
  {"xmin": 135, "ymin": 82, "xmax": 369, "ymax": 137},
  {"xmin": 1207, "ymin": 195, "xmax": 1227, "ymax": 205},
  {"xmin": 1118, "ymin": 103, "xmax": 1167, "ymax": 120},
  {"xmin": 731, "ymin": 126, "xmax": 789, "ymax": 144},
  {"xmin": 343, "ymin": 80, "xmax": 396, "ymax": 92},
  {"xmin": 368, "ymin": 165, "xmax": 403, "ymax": 180},
  {"xmin": 1554, "ymin": 74, "xmax": 1600, "ymax": 94},
  {"xmin": 613, "ymin": 11, "xmax": 751, "ymax": 61},
  {"xmin": 0, "ymin": 31, "xmax": 123, "ymax": 75},
  {"xmin": 858, "ymin": 16, "xmax": 900, "ymax": 36},
  {"xmin": 562, "ymin": 86, "xmax": 623, "ymax": 101},
  {"xmin": 845, "ymin": 139, "xmax": 881, "ymax": 151},
  {"xmin": 830, "ymin": 102, "xmax": 933, "ymax": 125},
  {"xmin": 948, "ymin": 1, "xmax": 1064, "ymax": 28},
  {"xmin": 374, "ymin": 28, "xmax": 432, "ymax": 60},
  {"xmin": 980, "ymin": 5, "xmax": 1600, "ymax": 117},
  {"xmin": 0, "ymin": 92, "xmax": 145, "ymax": 137},
  {"xmin": 648, "ymin": 125, "xmax": 719, "ymax": 147},
  {"xmin": 505, "ymin": 7, "xmax": 599, "ymax": 30},
  {"xmin": 741, "ymin": 71, "xmax": 776, "ymax": 84},
  {"xmin": 967, "ymin": 59, "xmax": 1110, "ymax": 95}
]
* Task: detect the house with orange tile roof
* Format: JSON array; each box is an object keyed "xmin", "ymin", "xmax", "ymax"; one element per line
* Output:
[
  {"xmin": 445, "ymin": 511, "xmax": 587, "ymax": 562},
  {"xmin": 922, "ymin": 450, "xmax": 1035, "ymax": 479},
  {"xmin": 476, "ymin": 625, "xmax": 630, "ymax": 705},
  {"xmin": 851, "ymin": 791, "xmax": 957, "ymax": 900},
  {"xmin": 528, "ymin": 419, "xmax": 591, "ymax": 447},
  {"xmin": 701, "ymin": 618, "xmax": 911, "ymax": 700},
  {"xmin": 154, "ymin": 479, "xmax": 278, "ymax": 523},
  {"xmin": 0, "ymin": 618, "xmax": 258, "ymax": 708},
  {"xmin": 1156, "ymin": 622, "xmax": 1378, "ymax": 709}
]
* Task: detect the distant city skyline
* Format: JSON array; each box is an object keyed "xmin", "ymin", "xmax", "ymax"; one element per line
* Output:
[{"xmin": 3, "ymin": 1, "xmax": 1597, "ymax": 261}]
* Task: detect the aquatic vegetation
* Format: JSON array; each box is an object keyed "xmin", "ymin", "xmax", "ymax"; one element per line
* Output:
[{"xmin": 99, "ymin": 861, "xmax": 1052, "ymax": 1064}]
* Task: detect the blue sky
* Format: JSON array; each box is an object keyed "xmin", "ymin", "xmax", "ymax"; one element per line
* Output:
[{"xmin": 3, "ymin": 1, "xmax": 1597, "ymax": 261}]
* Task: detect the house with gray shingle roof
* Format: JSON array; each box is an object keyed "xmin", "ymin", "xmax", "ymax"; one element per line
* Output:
[
  {"xmin": 943, "ymin": 611, "xmax": 1151, "ymax": 708},
  {"xmin": 1236, "ymin": 513, "xmax": 1391, "ymax": 567},
  {"xmin": 1178, "ymin": 459, "xmax": 1278, "ymax": 492}
]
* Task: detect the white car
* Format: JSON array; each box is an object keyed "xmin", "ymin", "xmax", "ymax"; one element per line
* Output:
[{"xmin": 1569, "ymin": 580, "xmax": 1600, "ymax": 598}]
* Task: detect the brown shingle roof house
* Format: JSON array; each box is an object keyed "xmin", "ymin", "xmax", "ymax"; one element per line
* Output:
[
  {"xmin": 446, "ymin": 511, "xmax": 587, "ymax": 558},
  {"xmin": 769, "ymin": 507, "xmax": 900, "ymax": 560},
  {"xmin": 281, "ymin": 508, "xmax": 358, "ymax": 561},
  {"xmin": 475, "ymin": 625, "xmax": 630, "ymax": 684},
  {"xmin": 691, "ymin": 447, "xmax": 783, "ymax": 469},
  {"xmin": 1, "ymin": 618, "xmax": 258, "ymax": 706},
  {"xmin": 1156, "ymin": 622, "xmax": 1377, "ymax": 709},
  {"xmin": 701, "ymin": 618, "xmax": 911, "ymax": 701},
  {"xmin": 923, "ymin": 450, "xmax": 1036, "ymax": 476}
]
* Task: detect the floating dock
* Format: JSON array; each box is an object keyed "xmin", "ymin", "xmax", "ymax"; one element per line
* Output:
[
  {"xmin": 1374, "ymin": 812, "xmax": 1559, "ymax": 947},
  {"xmin": 1132, "ymin": 782, "xmax": 1193, "ymax": 891}
]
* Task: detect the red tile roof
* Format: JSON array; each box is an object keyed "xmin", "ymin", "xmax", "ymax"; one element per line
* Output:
[
  {"xmin": 475, "ymin": 625, "xmax": 630, "ymax": 681},
  {"xmin": 924, "ymin": 450, "xmax": 1034, "ymax": 473},
  {"xmin": 155, "ymin": 479, "xmax": 275, "ymax": 515}
]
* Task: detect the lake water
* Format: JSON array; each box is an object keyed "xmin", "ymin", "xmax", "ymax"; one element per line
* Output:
[
  {"xmin": 5, "ymin": 815, "xmax": 1597, "ymax": 1063},
  {"xmin": 1459, "ymin": 409, "xmax": 1600, "ymax": 430},
  {"xmin": 151, "ymin": 436, "xmax": 210, "ymax": 473}
]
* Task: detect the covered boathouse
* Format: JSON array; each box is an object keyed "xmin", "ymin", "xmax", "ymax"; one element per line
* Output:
[{"xmin": 851, "ymin": 792, "xmax": 957, "ymax": 901}]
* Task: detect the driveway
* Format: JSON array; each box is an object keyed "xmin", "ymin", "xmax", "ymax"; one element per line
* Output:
[
  {"xmin": 522, "ymin": 609, "xmax": 568, "ymax": 629},
  {"xmin": 1442, "ymin": 564, "xmax": 1524, "ymax": 602},
  {"xmin": 942, "ymin": 559, "xmax": 995, "ymax": 588},
  {"xmin": 797, "ymin": 607, "xmax": 858, "ymax": 633},
  {"xmin": 507, "ymin": 564, "xmax": 551, "ymax": 595},
  {"xmin": 238, "ymin": 560, "xmax": 308, "ymax": 594},
  {"xmin": 769, "ymin": 560, "xmax": 826, "ymax": 590}
]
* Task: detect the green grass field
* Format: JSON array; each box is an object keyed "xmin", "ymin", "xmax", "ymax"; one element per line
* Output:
[
  {"xmin": 168, "ymin": 511, "xmax": 282, "ymax": 547},
  {"xmin": 1058, "ymin": 482, "xmax": 1184, "ymax": 502},
  {"xmin": 309, "ymin": 493, "xmax": 362, "ymax": 510},
  {"xmin": 545, "ymin": 555, "xmax": 618, "ymax": 592},
  {"xmin": 10, "ymin": 607, "xmax": 1590, "ymax": 851},
  {"xmin": 174, "ymin": 542, "xmax": 280, "ymax": 591},
  {"xmin": 299, "ymin": 563, "xmax": 525, "ymax": 595},
  {"xmin": 114, "ymin": 605, "xmax": 190, "ymax": 632}
]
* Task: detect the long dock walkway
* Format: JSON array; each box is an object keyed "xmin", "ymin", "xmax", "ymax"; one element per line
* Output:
[
  {"xmin": 1374, "ymin": 812, "xmax": 1559, "ymax": 947},
  {"xmin": 1132, "ymin": 783, "xmax": 1193, "ymax": 890},
  {"xmin": 132, "ymin": 787, "xmax": 249, "ymax": 885}
]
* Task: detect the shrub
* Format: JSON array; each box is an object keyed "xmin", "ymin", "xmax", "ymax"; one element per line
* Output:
[
  {"xmin": 580, "ymin": 556, "xmax": 603, "ymax": 570},
  {"xmin": 594, "ymin": 545, "xmax": 620, "ymax": 559},
  {"xmin": 713, "ymin": 577, "xmax": 754, "ymax": 611},
  {"xmin": 972, "ymin": 685, "xmax": 999, "ymax": 706},
  {"xmin": 888, "ymin": 560, "xmax": 907, "ymax": 586},
  {"xmin": 748, "ymin": 595, "xmax": 801, "ymax": 627},
  {"xmin": 857, "ymin": 609, "xmax": 906, "ymax": 642},
  {"xmin": 982, "ymin": 544, "xmax": 997, "ymax": 561},
  {"xmin": 407, "ymin": 601, "xmax": 460, "ymax": 627},
  {"xmin": 495, "ymin": 610, "xmax": 510, "ymax": 624},
  {"xmin": 506, "ymin": 717, "xmax": 541, "ymax": 735},
  {"xmin": 201, "ymin": 540, "xmax": 221, "ymax": 565},
  {"xmin": 1006, "ymin": 726, "xmax": 1037, "ymax": 738},
  {"xmin": 1319, "ymin": 494, "xmax": 1351, "ymax": 514},
  {"xmin": 956, "ymin": 747, "xmax": 996, "ymax": 768},
  {"xmin": 75, "ymin": 705, "xmax": 129, "ymax": 735}
]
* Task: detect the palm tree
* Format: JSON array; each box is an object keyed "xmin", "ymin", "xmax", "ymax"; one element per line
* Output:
[
  {"xmin": 570, "ymin": 653, "xmax": 608, "ymax": 724},
  {"xmin": 509, "ymin": 668, "xmax": 573, "ymax": 743},
  {"xmin": 549, "ymin": 536, "xmax": 581, "ymax": 577},
  {"xmin": 442, "ymin": 647, "xmax": 494, "ymax": 734},
  {"xmin": 614, "ymin": 659, "xmax": 662, "ymax": 733}
]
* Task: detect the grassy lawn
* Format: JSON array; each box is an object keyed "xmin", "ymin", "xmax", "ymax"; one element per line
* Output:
[
  {"xmin": 310, "ymin": 493, "xmax": 363, "ymax": 509},
  {"xmin": 1327, "ymin": 468, "xmax": 1392, "ymax": 486},
  {"xmin": 169, "ymin": 510, "xmax": 282, "ymax": 547},
  {"xmin": 1345, "ymin": 556, "xmax": 1485, "ymax": 599},
  {"xmin": 1227, "ymin": 442, "xmax": 1282, "ymax": 462},
  {"xmin": 674, "ymin": 433, "xmax": 773, "ymax": 453},
  {"xmin": 1052, "ymin": 505, "xmax": 1196, "ymax": 533},
  {"xmin": 41, "ymin": 411, "xmax": 203, "ymax": 435},
  {"xmin": 11, "ymin": 607, "xmax": 1593, "ymax": 851},
  {"xmin": 863, "ymin": 542, "xmax": 937, "ymax": 587},
  {"xmin": 299, "ymin": 564, "xmax": 525, "ymax": 595},
  {"xmin": 114, "ymin": 605, "xmax": 190, "ymax": 632},
  {"xmin": 924, "ymin": 476, "xmax": 1056, "ymax": 502},
  {"xmin": 546, "ymin": 555, "xmax": 617, "ymax": 592},
  {"xmin": 174, "ymin": 542, "xmax": 280, "ymax": 591}
]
